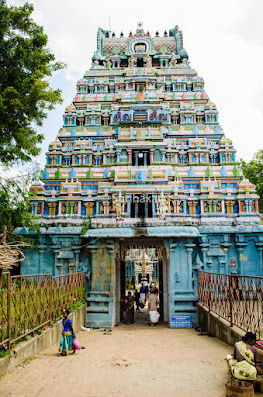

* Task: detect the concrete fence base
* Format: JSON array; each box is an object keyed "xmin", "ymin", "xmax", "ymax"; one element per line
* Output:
[
  {"xmin": 197, "ymin": 302, "xmax": 246, "ymax": 347},
  {"xmin": 0, "ymin": 303, "xmax": 86, "ymax": 377}
]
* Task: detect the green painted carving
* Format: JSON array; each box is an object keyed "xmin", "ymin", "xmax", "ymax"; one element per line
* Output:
[
  {"xmin": 233, "ymin": 165, "xmax": 240, "ymax": 176},
  {"xmin": 86, "ymin": 168, "xmax": 93, "ymax": 178},
  {"xmin": 153, "ymin": 149, "xmax": 162, "ymax": 162},
  {"xmin": 172, "ymin": 93, "xmax": 177, "ymax": 100},
  {"xmin": 205, "ymin": 165, "xmax": 213, "ymax": 178},
  {"xmin": 55, "ymin": 169, "xmax": 62, "ymax": 179},
  {"xmin": 160, "ymin": 45, "xmax": 168, "ymax": 54},
  {"xmin": 120, "ymin": 149, "xmax": 129, "ymax": 162},
  {"xmin": 112, "ymin": 46, "xmax": 121, "ymax": 54}
]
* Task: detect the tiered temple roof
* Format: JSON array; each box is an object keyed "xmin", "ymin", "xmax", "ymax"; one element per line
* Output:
[{"xmin": 30, "ymin": 24, "xmax": 259, "ymax": 224}]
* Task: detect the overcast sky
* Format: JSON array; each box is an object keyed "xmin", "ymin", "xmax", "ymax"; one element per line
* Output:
[{"xmin": 7, "ymin": 0, "xmax": 263, "ymax": 168}]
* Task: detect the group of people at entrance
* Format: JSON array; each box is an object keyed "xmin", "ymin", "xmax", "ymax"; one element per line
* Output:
[
  {"xmin": 122, "ymin": 282, "xmax": 160, "ymax": 326},
  {"xmin": 226, "ymin": 332, "xmax": 263, "ymax": 380}
]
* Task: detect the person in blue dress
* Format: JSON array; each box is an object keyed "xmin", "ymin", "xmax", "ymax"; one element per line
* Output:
[{"xmin": 59, "ymin": 309, "xmax": 75, "ymax": 356}]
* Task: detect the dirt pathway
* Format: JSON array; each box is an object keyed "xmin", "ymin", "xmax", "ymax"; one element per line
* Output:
[{"xmin": 0, "ymin": 324, "xmax": 260, "ymax": 397}]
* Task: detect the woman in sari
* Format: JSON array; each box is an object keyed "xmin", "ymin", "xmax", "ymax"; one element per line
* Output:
[
  {"xmin": 226, "ymin": 332, "xmax": 263, "ymax": 380},
  {"xmin": 123, "ymin": 291, "xmax": 134, "ymax": 325}
]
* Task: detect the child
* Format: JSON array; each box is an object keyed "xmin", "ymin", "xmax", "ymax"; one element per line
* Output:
[{"xmin": 59, "ymin": 309, "xmax": 75, "ymax": 356}]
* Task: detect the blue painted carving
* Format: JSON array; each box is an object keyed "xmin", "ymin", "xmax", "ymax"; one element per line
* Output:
[
  {"xmin": 103, "ymin": 167, "xmax": 109, "ymax": 178},
  {"xmin": 46, "ymin": 157, "xmax": 51, "ymax": 165},
  {"xmin": 193, "ymin": 125, "xmax": 199, "ymax": 135},
  {"xmin": 42, "ymin": 169, "xmax": 49, "ymax": 179},
  {"xmin": 167, "ymin": 169, "xmax": 173, "ymax": 177},
  {"xmin": 85, "ymin": 155, "xmax": 90, "ymax": 164},
  {"xmin": 75, "ymin": 156, "xmax": 79, "ymax": 165},
  {"xmin": 192, "ymin": 154, "xmax": 197, "ymax": 163},
  {"xmin": 69, "ymin": 168, "xmax": 77, "ymax": 179},
  {"xmin": 196, "ymin": 202, "xmax": 201, "ymax": 214},
  {"xmin": 44, "ymin": 203, "xmax": 49, "ymax": 215},
  {"xmin": 135, "ymin": 170, "xmax": 147, "ymax": 182},
  {"xmin": 81, "ymin": 203, "xmax": 86, "ymax": 215},
  {"xmin": 221, "ymin": 183, "xmax": 237, "ymax": 189},
  {"xmin": 214, "ymin": 125, "xmax": 220, "ymax": 134},
  {"xmin": 188, "ymin": 167, "xmax": 196, "ymax": 177},
  {"xmin": 82, "ymin": 185, "xmax": 98, "ymax": 191},
  {"xmin": 233, "ymin": 202, "xmax": 238, "ymax": 213},
  {"xmin": 97, "ymin": 126, "xmax": 103, "ymax": 136},
  {"xmin": 220, "ymin": 166, "xmax": 228, "ymax": 177},
  {"xmin": 184, "ymin": 183, "xmax": 199, "ymax": 189},
  {"xmin": 202, "ymin": 154, "xmax": 207, "ymax": 162},
  {"xmin": 70, "ymin": 128, "xmax": 76, "ymax": 137}
]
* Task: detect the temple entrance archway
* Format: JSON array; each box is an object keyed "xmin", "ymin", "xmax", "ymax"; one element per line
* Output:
[{"xmin": 115, "ymin": 239, "xmax": 169, "ymax": 325}]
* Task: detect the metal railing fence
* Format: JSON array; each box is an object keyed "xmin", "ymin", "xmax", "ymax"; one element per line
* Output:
[
  {"xmin": 0, "ymin": 272, "xmax": 86, "ymax": 349},
  {"xmin": 198, "ymin": 271, "xmax": 263, "ymax": 337}
]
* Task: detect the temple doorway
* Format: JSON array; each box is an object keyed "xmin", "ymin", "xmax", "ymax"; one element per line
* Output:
[{"xmin": 116, "ymin": 239, "xmax": 168, "ymax": 325}]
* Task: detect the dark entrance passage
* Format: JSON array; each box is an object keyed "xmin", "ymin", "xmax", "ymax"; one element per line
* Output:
[
  {"xmin": 130, "ymin": 194, "xmax": 153, "ymax": 218},
  {"xmin": 132, "ymin": 150, "xmax": 150, "ymax": 166},
  {"xmin": 118, "ymin": 239, "xmax": 167, "ymax": 325}
]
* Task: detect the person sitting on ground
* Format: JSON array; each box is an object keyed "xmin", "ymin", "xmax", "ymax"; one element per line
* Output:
[
  {"xmin": 148, "ymin": 290, "xmax": 160, "ymax": 326},
  {"xmin": 226, "ymin": 332, "xmax": 263, "ymax": 380},
  {"xmin": 59, "ymin": 309, "xmax": 76, "ymax": 356}
]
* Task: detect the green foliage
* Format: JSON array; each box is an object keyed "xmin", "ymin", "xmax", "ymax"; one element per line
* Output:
[
  {"xmin": 0, "ymin": 164, "xmax": 41, "ymax": 242},
  {"xmin": 81, "ymin": 220, "xmax": 91, "ymax": 235},
  {"xmin": 0, "ymin": 1, "xmax": 65, "ymax": 165},
  {"xmin": 241, "ymin": 150, "xmax": 263, "ymax": 212}
]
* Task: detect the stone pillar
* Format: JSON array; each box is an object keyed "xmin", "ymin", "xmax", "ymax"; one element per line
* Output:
[
  {"xmin": 134, "ymin": 152, "xmax": 139, "ymax": 166},
  {"xmin": 48, "ymin": 202, "xmax": 57, "ymax": 216},
  {"xmin": 84, "ymin": 202, "xmax": 94, "ymax": 216},
  {"xmin": 38, "ymin": 249, "xmax": 45, "ymax": 273},
  {"xmin": 150, "ymin": 149, "xmax": 154, "ymax": 163},
  {"xmin": 127, "ymin": 149, "xmax": 132, "ymax": 163},
  {"xmin": 89, "ymin": 246, "xmax": 98, "ymax": 291},
  {"xmin": 143, "ymin": 152, "xmax": 147, "ymax": 166},
  {"xmin": 226, "ymin": 201, "xmax": 234, "ymax": 214},
  {"xmin": 235, "ymin": 243, "xmax": 246, "ymax": 275},
  {"xmin": 116, "ymin": 149, "xmax": 121, "ymax": 163},
  {"xmin": 188, "ymin": 201, "xmax": 197, "ymax": 215},
  {"xmin": 103, "ymin": 200, "xmax": 110, "ymax": 215},
  {"xmin": 185, "ymin": 244, "xmax": 195, "ymax": 290},
  {"xmin": 200, "ymin": 243, "xmax": 209, "ymax": 269}
]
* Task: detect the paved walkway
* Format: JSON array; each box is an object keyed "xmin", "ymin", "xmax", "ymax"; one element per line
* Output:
[{"xmin": 0, "ymin": 324, "xmax": 261, "ymax": 397}]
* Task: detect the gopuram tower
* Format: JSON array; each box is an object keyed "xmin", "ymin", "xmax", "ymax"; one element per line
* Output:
[{"xmin": 19, "ymin": 24, "xmax": 263, "ymax": 328}]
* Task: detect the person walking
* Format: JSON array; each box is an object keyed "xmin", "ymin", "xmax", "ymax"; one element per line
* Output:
[
  {"xmin": 148, "ymin": 290, "xmax": 160, "ymax": 326},
  {"xmin": 59, "ymin": 309, "xmax": 75, "ymax": 356}
]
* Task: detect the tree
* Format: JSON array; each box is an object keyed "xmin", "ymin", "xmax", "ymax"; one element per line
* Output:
[
  {"xmin": 0, "ymin": 164, "xmax": 41, "ymax": 237},
  {"xmin": 0, "ymin": 1, "xmax": 65, "ymax": 165},
  {"xmin": 241, "ymin": 150, "xmax": 263, "ymax": 213}
]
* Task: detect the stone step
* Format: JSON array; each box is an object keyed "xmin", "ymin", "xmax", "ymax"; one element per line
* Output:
[
  {"xmin": 86, "ymin": 306, "xmax": 109, "ymax": 313},
  {"xmin": 86, "ymin": 296, "xmax": 112, "ymax": 302}
]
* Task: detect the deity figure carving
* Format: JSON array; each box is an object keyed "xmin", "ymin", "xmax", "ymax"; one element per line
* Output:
[
  {"xmin": 113, "ymin": 191, "xmax": 126, "ymax": 219},
  {"xmin": 169, "ymin": 54, "xmax": 177, "ymax": 67},
  {"xmin": 129, "ymin": 55, "xmax": 135, "ymax": 68},
  {"xmin": 156, "ymin": 191, "xmax": 168, "ymax": 219},
  {"xmin": 145, "ymin": 54, "xmax": 152, "ymax": 68},
  {"xmin": 104, "ymin": 55, "xmax": 112, "ymax": 69}
]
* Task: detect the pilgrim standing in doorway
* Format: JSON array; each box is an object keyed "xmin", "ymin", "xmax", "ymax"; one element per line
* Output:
[{"xmin": 148, "ymin": 290, "xmax": 160, "ymax": 326}]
